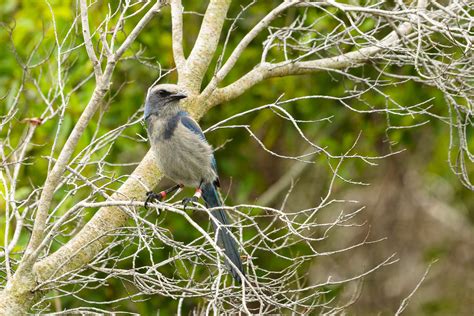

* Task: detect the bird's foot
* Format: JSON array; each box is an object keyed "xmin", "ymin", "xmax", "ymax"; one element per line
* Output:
[
  {"xmin": 182, "ymin": 196, "xmax": 198, "ymax": 211},
  {"xmin": 145, "ymin": 191, "xmax": 166, "ymax": 210}
]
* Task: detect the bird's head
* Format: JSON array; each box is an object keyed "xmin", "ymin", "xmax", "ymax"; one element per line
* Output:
[{"xmin": 144, "ymin": 84, "xmax": 187, "ymax": 120}]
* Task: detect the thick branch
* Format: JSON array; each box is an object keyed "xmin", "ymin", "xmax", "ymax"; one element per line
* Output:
[
  {"xmin": 178, "ymin": 0, "xmax": 231, "ymax": 93},
  {"xmin": 34, "ymin": 151, "xmax": 161, "ymax": 282},
  {"xmin": 171, "ymin": 0, "xmax": 185, "ymax": 71},
  {"xmin": 208, "ymin": 22, "xmax": 414, "ymax": 107},
  {"xmin": 202, "ymin": 1, "xmax": 296, "ymax": 96},
  {"xmin": 21, "ymin": 86, "xmax": 108, "ymax": 268}
]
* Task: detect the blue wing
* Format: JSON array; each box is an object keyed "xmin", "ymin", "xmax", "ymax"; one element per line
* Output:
[
  {"xmin": 179, "ymin": 111, "xmax": 206, "ymax": 141},
  {"xmin": 179, "ymin": 112, "xmax": 219, "ymax": 182}
]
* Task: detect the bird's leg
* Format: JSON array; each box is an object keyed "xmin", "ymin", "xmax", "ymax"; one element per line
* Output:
[
  {"xmin": 182, "ymin": 181, "xmax": 203, "ymax": 211},
  {"xmin": 145, "ymin": 184, "xmax": 182, "ymax": 209}
]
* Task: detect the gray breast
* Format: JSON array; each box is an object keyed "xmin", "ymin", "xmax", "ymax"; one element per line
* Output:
[{"xmin": 148, "ymin": 116, "xmax": 216, "ymax": 187}]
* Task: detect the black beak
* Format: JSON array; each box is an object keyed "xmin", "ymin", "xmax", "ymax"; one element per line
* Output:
[{"xmin": 171, "ymin": 92, "xmax": 187, "ymax": 100}]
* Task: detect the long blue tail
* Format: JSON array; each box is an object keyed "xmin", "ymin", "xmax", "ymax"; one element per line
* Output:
[{"xmin": 201, "ymin": 182, "xmax": 244, "ymax": 283}]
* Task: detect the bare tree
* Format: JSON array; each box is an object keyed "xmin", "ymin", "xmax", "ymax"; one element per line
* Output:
[{"xmin": 0, "ymin": 0, "xmax": 472, "ymax": 313}]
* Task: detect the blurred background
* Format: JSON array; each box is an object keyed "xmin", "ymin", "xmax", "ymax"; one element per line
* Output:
[{"xmin": 1, "ymin": 0, "xmax": 473, "ymax": 314}]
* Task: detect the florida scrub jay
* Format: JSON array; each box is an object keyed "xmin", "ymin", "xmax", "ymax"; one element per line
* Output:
[{"xmin": 144, "ymin": 84, "xmax": 244, "ymax": 283}]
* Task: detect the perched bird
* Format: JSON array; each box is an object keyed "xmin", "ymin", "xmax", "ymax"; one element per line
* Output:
[{"xmin": 144, "ymin": 83, "xmax": 244, "ymax": 283}]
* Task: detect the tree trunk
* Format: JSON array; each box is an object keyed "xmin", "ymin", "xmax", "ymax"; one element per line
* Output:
[{"xmin": 0, "ymin": 268, "xmax": 38, "ymax": 315}]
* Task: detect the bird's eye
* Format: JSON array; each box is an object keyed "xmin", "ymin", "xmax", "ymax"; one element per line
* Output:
[{"xmin": 158, "ymin": 90, "xmax": 170, "ymax": 97}]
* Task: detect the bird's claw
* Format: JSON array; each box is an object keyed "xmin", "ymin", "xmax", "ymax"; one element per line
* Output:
[
  {"xmin": 145, "ymin": 191, "xmax": 163, "ymax": 210},
  {"xmin": 182, "ymin": 196, "xmax": 198, "ymax": 210}
]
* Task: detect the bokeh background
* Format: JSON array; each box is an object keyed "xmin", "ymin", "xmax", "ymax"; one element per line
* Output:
[{"xmin": 1, "ymin": 1, "xmax": 473, "ymax": 314}]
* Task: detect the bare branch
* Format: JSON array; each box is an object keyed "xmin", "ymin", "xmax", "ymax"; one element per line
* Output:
[
  {"xmin": 113, "ymin": 1, "xmax": 163, "ymax": 62},
  {"xmin": 395, "ymin": 261, "xmax": 435, "ymax": 315},
  {"xmin": 79, "ymin": 0, "xmax": 103, "ymax": 79},
  {"xmin": 171, "ymin": 0, "xmax": 186, "ymax": 71}
]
